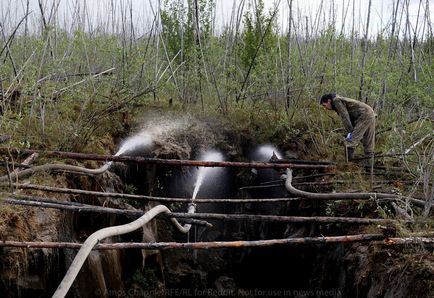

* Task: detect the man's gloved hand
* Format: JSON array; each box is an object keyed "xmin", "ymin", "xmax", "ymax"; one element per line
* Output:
[{"xmin": 346, "ymin": 132, "xmax": 353, "ymax": 142}]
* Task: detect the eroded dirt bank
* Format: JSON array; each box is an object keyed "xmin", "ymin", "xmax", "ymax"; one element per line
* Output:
[{"xmin": 1, "ymin": 114, "xmax": 433, "ymax": 297}]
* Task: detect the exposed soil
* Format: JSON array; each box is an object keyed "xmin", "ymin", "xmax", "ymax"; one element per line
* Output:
[{"xmin": 0, "ymin": 114, "xmax": 433, "ymax": 298}]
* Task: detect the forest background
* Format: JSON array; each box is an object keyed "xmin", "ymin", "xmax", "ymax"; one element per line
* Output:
[{"xmin": 0, "ymin": 0, "xmax": 432, "ymax": 210}]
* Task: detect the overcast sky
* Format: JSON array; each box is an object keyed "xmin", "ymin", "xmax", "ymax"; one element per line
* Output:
[{"xmin": 1, "ymin": 0, "xmax": 432, "ymax": 38}]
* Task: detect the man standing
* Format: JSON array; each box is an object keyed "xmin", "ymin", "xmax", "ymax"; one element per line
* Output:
[{"xmin": 320, "ymin": 93, "xmax": 375, "ymax": 161}]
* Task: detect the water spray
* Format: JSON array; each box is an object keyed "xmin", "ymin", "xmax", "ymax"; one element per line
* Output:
[
  {"xmin": 115, "ymin": 132, "xmax": 153, "ymax": 157},
  {"xmin": 256, "ymin": 144, "xmax": 283, "ymax": 161},
  {"xmin": 191, "ymin": 151, "xmax": 224, "ymax": 201}
]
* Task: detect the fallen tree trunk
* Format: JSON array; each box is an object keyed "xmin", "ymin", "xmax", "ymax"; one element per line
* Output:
[
  {"xmin": 7, "ymin": 183, "xmax": 301, "ymax": 203},
  {"xmin": 0, "ymin": 234, "xmax": 387, "ymax": 250},
  {"xmin": 4, "ymin": 195, "xmax": 395, "ymax": 224},
  {"xmin": 11, "ymin": 152, "xmax": 39, "ymax": 174},
  {"xmin": 2, "ymin": 237, "xmax": 433, "ymax": 250},
  {"xmin": 0, "ymin": 148, "xmax": 334, "ymax": 170},
  {"xmin": 4, "ymin": 197, "xmax": 211, "ymax": 227}
]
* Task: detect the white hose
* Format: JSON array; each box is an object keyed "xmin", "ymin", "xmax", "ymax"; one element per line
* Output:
[
  {"xmin": 0, "ymin": 162, "xmax": 112, "ymax": 182},
  {"xmin": 1, "ymin": 154, "xmax": 199, "ymax": 296},
  {"xmin": 52, "ymin": 203, "xmax": 195, "ymax": 298}
]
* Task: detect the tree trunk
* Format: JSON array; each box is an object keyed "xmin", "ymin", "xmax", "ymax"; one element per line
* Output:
[
  {"xmin": 358, "ymin": 0, "xmax": 372, "ymax": 102},
  {"xmin": 285, "ymin": 0, "xmax": 293, "ymax": 114}
]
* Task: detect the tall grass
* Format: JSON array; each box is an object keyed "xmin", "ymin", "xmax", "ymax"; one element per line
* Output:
[{"xmin": 0, "ymin": 0, "xmax": 431, "ymax": 154}]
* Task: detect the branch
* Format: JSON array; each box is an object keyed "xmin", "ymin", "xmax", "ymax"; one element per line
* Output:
[
  {"xmin": 6, "ymin": 183, "xmax": 301, "ymax": 204},
  {"xmin": 0, "ymin": 12, "xmax": 32, "ymax": 59},
  {"xmin": 4, "ymin": 196, "xmax": 395, "ymax": 225},
  {"xmin": 11, "ymin": 152, "xmax": 39, "ymax": 175},
  {"xmin": 235, "ymin": 0, "xmax": 281, "ymax": 102},
  {"xmin": 0, "ymin": 234, "xmax": 389, "ymax": 251},
  {"xmin": 404, "ymin": 132, "xmax": 432, "ymax": 154},
  {"xmin": 4, "ymin": 197, "xmax": 210, "ymax": 227},
  {"xmin": 0, "ymin": 148, "xmax": 334, "ymax": 170},
  {"xmin": 51, "ymin": 67, "xmax": 115, "ymax": 96},
  {"xmin": 3, "ymin": 236, "xmax": 433, "ymax": 251}
]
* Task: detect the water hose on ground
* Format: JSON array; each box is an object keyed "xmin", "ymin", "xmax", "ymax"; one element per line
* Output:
[
  {"xmin": 0, "ymin": 162, "xmax": 112, "ymax": 182},
  {"xmin": 284, "ymin": 169, "xmax": 425, "ymax": 207},
  {"xmin": 52, "ymin": 203, "xmax": 195, "ymax": 298},
  {"xmin": 0, "ymin": 154, "xmax": 198, "ymax": 297}
]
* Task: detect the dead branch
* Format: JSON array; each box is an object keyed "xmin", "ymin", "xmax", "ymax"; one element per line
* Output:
[
  {"xmin": 384, "ymin": 237, "xmax": 434, "ymax": 245},
  {"xmin": 4, "ymin": 197, "xmax": 210, "ymax": 227},
  {"xmin": 352, "ymin": 153, "xmax": 419, "ymax": 161},
  {"xmin": 38, "ymin": 70, "xmax": 114, "ymax": 82},
  {"xmin": 0, "ymin": 148, "xmax": 334, "ymax": 170},
  {"xmin": 240, "ymin": 180, "xmax": 344, "ymax": 190},
  {"xmin": 3, "ymin": 195, "xmax": 394, "ymax": 225},
  {"xmin": 235, "ymin": 1, "xmax": 282, "ymax": 102},
  {"xmin": 170, "ymin": 212, "xmax": 392, "ymax": 224},
  {"xmin": 391, "ymin": 202, "xmax": 413, "ymax": 220},
  {"xmin": 6, "ymin": 183, "xmax": 301, "ymax": 203},
  {"xmin": 358, "ymin": 0, "xmax": 372, "ymax": 101},
  {"xmin": 0, "ymin": 234, "xmax": 387, "ymax": 250},
  {"xmin": 404, "ymin": 132, "xmax": 432, "ymax": 154},
  {"xmin": 270, "ymin": 159, "xmax": 334, "ymax": 165},
  {"xmin": 51, "ymin": 68, "xmax": 115, "ymax": 96},
  {"xmin": 11, "ymin": 152, "xmax": 39, "ymax": 174},
  {"xmin": 2, "ymin": 237, "xmax": 433, "ymax": 251},
  {"xmin": 0, "ymin": 12, "xmax": 32, "ymax": 62}
]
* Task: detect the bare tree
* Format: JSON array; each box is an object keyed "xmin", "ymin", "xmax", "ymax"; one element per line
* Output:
[
  {"xmin": 358, "ymin": 0, "xmax": 372, "ymax": 102},
  {"xmin": 349, "ymin": 0, "xmax": 355, "ymax": 74},
  {"xmin": 408, "ymin": 0, "xmax": 423, "ymax": 82},
  {"xmin": 284, "ymin": 0, "xmax": 293, "ymax": 114},
  {"xmin": 380, "ymin": 0, "xmax": 401, "ymax": 109},
  {"xmin": 193, "ymin": 0, "xmax": 204, "ymax": 110},
  {"xmin": 235, "ymin": 0, "xmax": 281, "ymax": 103}
]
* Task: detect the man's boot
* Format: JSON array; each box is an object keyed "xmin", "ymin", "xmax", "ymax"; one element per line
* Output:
[{"xmin": 345, "ymin": 146, "xmax": 355, "ymax": 161}]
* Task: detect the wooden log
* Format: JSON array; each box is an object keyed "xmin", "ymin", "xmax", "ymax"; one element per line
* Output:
[
  {"xmin": 8, "ymin": 183, "xmax": 301, "ymax": 203},
  {"xmin": 0, "ymin": 148, "xmax": 334, "ymax": 170},
  {"xmin": 4, "ymin": 196, "xmax": 395, "ymax": 225},
  {"xmin": 4, "ymin": 197, "xmax": 211, "ymax": 227},
  {"xmin": 0, "ymin": 161, "xmax": 31, "ymax": 168},
  {"xmin": 383, "ymin": 237, "xmax": 434, "ymax": 245},
  {"xmin": 2, "ymin": 236, "xmax": 433, "ymax": 251},
  {"xmin": 270, "ymin": 159, "xmax": 334, "ymax": 165},
  {"xmin": 12, "ymin": 152, "xmax": 39, "ymax": 174},
  {"xmin": 241, "ymin": 181, "xmax": 344, "ymax": 190},
  {"xmin": 169, "ymin": 212, "xmax": 393, "ymax": 224},
  {"xmin": 0, "ymin": 234, "xmax": 388, "ymax": 250}
]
